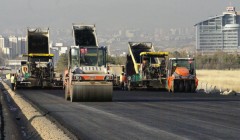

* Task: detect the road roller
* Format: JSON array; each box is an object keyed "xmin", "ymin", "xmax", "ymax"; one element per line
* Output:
[
  {"xmin": 63, "ymin": 24, "xmax": 113, "ymax": 102},
  {"xmin": 166, "ymin": 58, "xmax": 198, "ymax": 93}
]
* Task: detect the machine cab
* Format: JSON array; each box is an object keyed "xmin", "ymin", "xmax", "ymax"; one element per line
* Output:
[
  {"xmin": 68, "ymin": 46, "xmax": 107, "ymax": 69},
  {"xmin": 168, "ymin": 58, "xmax": 196, "ymax": 76}
]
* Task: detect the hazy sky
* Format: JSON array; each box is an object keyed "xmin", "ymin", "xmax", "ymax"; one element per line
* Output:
[{"xmin": 1, "ymin": 0, "xmax": 240, "ymax": 31}]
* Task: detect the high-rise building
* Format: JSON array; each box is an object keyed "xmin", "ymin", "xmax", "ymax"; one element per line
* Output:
[
  {"xmin": 0, "ymin": 36, "xmax": 10, "ymax": 58},
  {"xmin": 8, "ymin": 36, "xmax": 18, "ymax": 58},
  {"xmin": 0, "ymin": 35, "xmax": 4, "ymax": 52},
  {"xmin": 50, "ymin": 47, "xmax": 59, "ymax": 66},
  {"xmin": 195, "ymin": 6, "xmax": 240, "ymax": 54},
  {"xmin": 17, "ymin": 37, "xmax": 27, "ymax": 55}
]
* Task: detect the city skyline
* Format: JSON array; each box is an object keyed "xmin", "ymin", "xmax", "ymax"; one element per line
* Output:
[
  {"xmin": 1, "ymin": 0, "xmax": 240, "ymax": 32},
  {"xmin": 1, "ymin": 1, "xmax": 240, "ymax": 59}
]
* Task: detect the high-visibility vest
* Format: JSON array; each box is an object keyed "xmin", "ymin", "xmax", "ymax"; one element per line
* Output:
[
  {"xmin": 10, "ymin": 76, "xmax": 15, "ymax": 83},
  {"xmin": 122, "ymin": 75, "xmax": 126, "ymax": 82}
]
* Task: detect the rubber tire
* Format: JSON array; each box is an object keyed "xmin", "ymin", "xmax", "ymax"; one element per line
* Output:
[
  {"xmin": 190, "ymin": 82, "xmax": 196, "ymax": 93},
  {"xmin": 173, "ymin": 81, "xmax": 179, "ymax": 93},
  {"xmin": 179, "ymin": 81, "xmax": 184, "ymax": 92},
  {"xmin": 185, "ymin": 81, "xmax": 190, "ymax": 92}
]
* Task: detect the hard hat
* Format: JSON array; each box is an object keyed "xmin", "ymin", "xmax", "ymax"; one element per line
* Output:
[{"xmin": 173, "ymin": 63, "xmax": 177, "ymax": 66}]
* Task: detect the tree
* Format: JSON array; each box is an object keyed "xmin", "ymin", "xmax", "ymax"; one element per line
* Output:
[
  {"xmin": 56, "ymin": 53, "xmax": 68, "ymax": 73},
  {"xmin": 170, "ymin": 51, "xmax": 188, "ymax": 58},
  {"xmin": 107, "ymin": 55, "xmax": 116, "ymax": 64},
  {"xmin": 195, "ymin": 51, "xmax": 240, "ymax": 70},
  {"xmin": 107, "ymin": 55, "xmax": 126, "ymax": 65}
]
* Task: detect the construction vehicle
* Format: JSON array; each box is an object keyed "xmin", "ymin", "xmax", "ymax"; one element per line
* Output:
[
  {"xmin": 166, "ymin": 58, "xmax": 198, "ymax": 92},
  {"xmin": 53, "ymin": 72, "xmax": 63, "ymax": 87},
  {"xmin": 126, "ymin": 42, "xmax": 169, "ymax": 90},
  {"xmin": 16, "ymin": 28, "xmax": 63, "ymax": 88},
  {"xmin": 107, "ymin": 65, "xmax": 125, "ymax": 89},
  {"xmin": 63, "ymin": 24, "xmax": 113, "ymax": 102}
]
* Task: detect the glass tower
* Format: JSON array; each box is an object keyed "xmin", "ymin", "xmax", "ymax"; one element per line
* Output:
[{"xmin": 195, "ymin": 6, "xmax": 240, "ymax": 54}]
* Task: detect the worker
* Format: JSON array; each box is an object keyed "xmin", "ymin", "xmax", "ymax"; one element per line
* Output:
[
  {"xmin": 172, "ymin": 63, "xmax": 178, "ymax": 75},
  {"xmin": 142, "ymin": 58, "xmax": 149, "ymax": 68},
  {"xmin": 121, "ymin": 72, "xmax": 127, "ymax": 90},
  {"xmin": 159, "ymin": 60, "xmax": 166, "ymax": 76},
  {"xmin": 142, "ymin": 57, "xmax": 150, "ymax": 79},
  {"xmin": 10, "ymin": 74, "xmax": 16, "ymax": 91},
  {"xmin": 173, "ymin": 62, "xmax": 178, "ymax": 68}
]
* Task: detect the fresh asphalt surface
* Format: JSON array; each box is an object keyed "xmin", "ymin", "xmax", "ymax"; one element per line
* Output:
[{"xmin": 15, "ymin": 89, "xmax": 240, "ymax": 140}]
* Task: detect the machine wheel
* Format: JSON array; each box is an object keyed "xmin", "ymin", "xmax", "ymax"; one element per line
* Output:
[
  {"xmin": 172, "ymin": 81, "xmax": 179, "ymax": 93},
  {"xmin": 179, "ymin": 81, "xmax": 184, "ymax": 92},
  {"xmin": 190, "ymin": 82, "xmax": 196, "ymax": 93},
  {"xmin": 185, "ymin": 81, "xmax": 190, "ymax": 92},
  {"xmin": 65, "ymin": 81, "xmax": 70, "ymax": 101}
]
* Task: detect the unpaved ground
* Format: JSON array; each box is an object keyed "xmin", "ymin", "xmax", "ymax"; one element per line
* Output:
[
  {"xmin": 1, "ymin": 83, "xmax": 37, "ymax": 140},
  {"xmin": 1, "ymin": 82, "xmax": 72, "ymax": 140}
]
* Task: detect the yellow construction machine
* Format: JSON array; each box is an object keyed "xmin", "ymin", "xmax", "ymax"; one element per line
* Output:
[
  {"xmin": 125, "ymin": 42, "xmax": 169, "ymax": 90},
  {"xmin": 16, "ymin": 28, "xmax": 62, "ymax": 88}
]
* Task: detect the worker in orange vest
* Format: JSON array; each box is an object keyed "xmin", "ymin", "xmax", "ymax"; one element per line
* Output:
[{"xmin": 121, "ymin": 72, "xmax": 127, "ymax": 90}]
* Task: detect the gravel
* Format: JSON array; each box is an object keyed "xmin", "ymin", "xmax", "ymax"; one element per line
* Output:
[{"xmin": 1, "ymin": 82, "xmax": 71, "ymax": 140}]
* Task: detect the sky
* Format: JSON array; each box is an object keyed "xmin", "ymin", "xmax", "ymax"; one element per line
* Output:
[{"xmin": 1, "ymin": 0, "xmax": 240, "ymax": 32}]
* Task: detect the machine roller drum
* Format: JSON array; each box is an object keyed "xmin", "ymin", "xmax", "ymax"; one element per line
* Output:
[{"xmin": 70, "ymin": 82, "xmax": 113, "ymax": 102}]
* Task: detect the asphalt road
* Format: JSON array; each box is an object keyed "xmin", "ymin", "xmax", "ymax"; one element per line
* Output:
[{"xmin": 15, "ymin": 89, "xmax": 240, "ymax": 140}]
